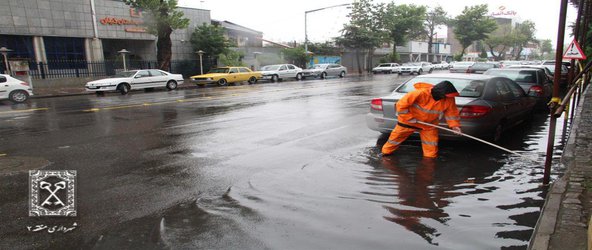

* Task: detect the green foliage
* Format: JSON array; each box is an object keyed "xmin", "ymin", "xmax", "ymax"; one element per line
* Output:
[
  {"xmin": 308, "ymin": 42, "xmax": 342, "ymax": 56},
  {"xmin": 283, "ymin": 47, "xmax": 311, "ymax": 68},
  {"xmin": 452, "ymin": 4, "xmax": 497, "ymax": 57},
  {"xmin": 479, "ymin": 50, "xmax": 488, "ymax": 59},
  {"xmin": 124, "ymin": 0, "xmax": 189, "ymax": 36},
  {"xmin": 453, "ymin": 53, "xmax": 463, "ymax": 61},
  {"xmin": 335, "ymin": 0, "xmax": 383, "ymax": 50},
  {"xmin": 540, "ymin": 39, "xmax": 553, "ymax": 59},
  {"xmin": 190, "ymin": 24, "xmax": 229, "ymax": 57},
  {"xmin": 484, "ymin": 20, "xmax": 537, "ymax": 60},
  {"xmin": 382, "ymin": 3, "xmax": 427, "ymax": 48},
  {"xmin": 218, "ymin": 50, "xmax": 245, "ymax": 66}
]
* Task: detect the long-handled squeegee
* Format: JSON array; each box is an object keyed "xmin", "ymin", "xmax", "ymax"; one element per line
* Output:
[{"xmin": 416, "ymin": 121, "xmax": 538, "ymax": 162}]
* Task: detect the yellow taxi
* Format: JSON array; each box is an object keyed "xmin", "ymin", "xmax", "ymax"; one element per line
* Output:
[{"xmin": 190, "ymin": 67, "xmax": 262, "ymax": 86}]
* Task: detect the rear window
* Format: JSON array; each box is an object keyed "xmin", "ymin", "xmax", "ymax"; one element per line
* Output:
[
  {"xmin": 396, "ymin": 77, "xmax": 485, "ymax": 98},
  {"xmin": 485, "ymin": 70, "xmax": 536, "ymax": 83}
]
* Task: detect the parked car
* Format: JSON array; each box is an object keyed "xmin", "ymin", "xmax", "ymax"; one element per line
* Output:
[
  {"xmin": 190, "ymin": 67, "xmax": 261, "ymax": 86},
  {"xmin": 366, "ymin": 73, "xmax": 536, "ymax": 142},
  {"xmin": 85, "ymin": 69, "xmax": 183, "ymax": 95},
  {"xmin": 372, "ymin": 63, "xmax": 400, "ymax": 74},
  {"xmin": 467, "ymin": 62, "xmax": 500, "ymax": 74},
  {"xmin": 540, "ymin": 61, "xmax": 569, "ymax": 86},
  {"xmin": 0, "ymin": 74, "xmax": 33, "ymax": 103},
  {"xmin": 507, "ymin": 65, "xmax": 553, "ymax": 80},
  {"xmin": 397, "ymin": 62, "xmax": 433, "ymax": 75},
  {"xmin": 483, "ymin": 68, "xmax": 552, "ymax": 109},
  {"xmin": 260, "ymin": 64, "xmax": 303, "ymax": 82},
  {"xmin": 301, "ymin": 64, "xmax": 347, "ymax": 79},
  {"xmin": 433, "ymin": 61, "xmax": 450, "ymax": 70},
  {"xmin": 449, "ymin": 61, "xmax": 475, "ymax": 73}
]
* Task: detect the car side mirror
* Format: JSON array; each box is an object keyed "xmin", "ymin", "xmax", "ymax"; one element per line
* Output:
[{"xmin": 0, "ymin": 76, "xmax": 6, "ymax": 83}]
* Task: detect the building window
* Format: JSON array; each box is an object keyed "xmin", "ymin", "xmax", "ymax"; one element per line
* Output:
[
  {"xmin": 44, "ymin": 37, "xmax": 85, "ymax": 61},
  {"xmin": 0, "ymin": 35, "xmax": 34, "ymax": 60}
]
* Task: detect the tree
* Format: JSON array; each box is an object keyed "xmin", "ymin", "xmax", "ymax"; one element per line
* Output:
[
  {"xmin": 511, "ymin": 21, "xmax": 536, "ymax": 60},
  {"xmin": 484, "ymin": 23, "xmax": 513, "ymax": 61},
  {"xmin": 335, "ymin": 0, "xmax": 383, "ymax": 74},
  {"xmin": 283, "ymin": 47, "xmax": 311, "ymax": 68},
  {"xmin": 218, "ymin": 50, "xmax": 244, "ymax": 67},
  {"xmin": 540, "ymin": 39, "xmax": 553, "ymax": 59},
  {"xmin": 190, "ymin": 23, "xmax": 229, "ymax": 60},
  {"xmin": 452, "ymin": 5, "xmax": 497, "ymax": 58},
  {"xmin": 308, "ymin": 42, "xmax": 342, "ymax": 56},
  {"xmin": 425, "ymin": 6, "xmax": 448, "ymax": 62},
  {"xmin": 382, "ymin": 3, "xmax": 427, "ymax": 61},
  {"xmin": 124, "ymin": 0, "xmax": 189, "ymax": 71}
]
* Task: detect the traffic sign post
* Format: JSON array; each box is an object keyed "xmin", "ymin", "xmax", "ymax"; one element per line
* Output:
[{"xmin": 563, "ymin": 39, "xmax": 587, "ymax": 60}]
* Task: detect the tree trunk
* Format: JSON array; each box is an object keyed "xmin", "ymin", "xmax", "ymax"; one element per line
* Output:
[
  {"xmin": 427, "ymin": 35, "xmax": 433, "ymax": 62},
  {"xmin": 460, "ymin": 46, "xmax": 467, "ymax": 60},
  {"xmin": 392, "ymin": 43, "xmax": 398, "ymax": 63},
  {"xmin": 367, "ymin": 49, "xmax": 375, "ymax": 73},
  {"xmin": 514, "ymin": 46, "xmax": 524, "ymax": 60},
  {"xmin": 356, "ymin": 49, "xmax": 362, "ymax": 75},
  {"xmin": 157, "ymin": 25, "xmax": 173, "ymax": 71}
]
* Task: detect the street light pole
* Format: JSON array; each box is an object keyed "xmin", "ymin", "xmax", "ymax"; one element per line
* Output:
[
  {"xmin": 0, "ymin": 47, "xmax": 12, "ymax": 75},
  {"xmin": 117, "ymin": 49, "xmax": 130, "ymax": 71},
  {"xmin": 304, "ymin": 3, "xmax": 352, "ymax": 53},
  {"xmin": 197, "ymin": 50, "xmax": 205, "ymax": 75}
]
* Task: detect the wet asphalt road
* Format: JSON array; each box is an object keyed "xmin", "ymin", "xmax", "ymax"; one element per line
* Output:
[{"xmin": 0, "ymin": 74, "xmax": 566, "ymax": 249}]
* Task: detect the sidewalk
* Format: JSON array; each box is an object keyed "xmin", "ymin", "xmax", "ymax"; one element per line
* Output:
[{"xmin": 530, "ymin": 86, "xmax": 592, "ymax": 250}]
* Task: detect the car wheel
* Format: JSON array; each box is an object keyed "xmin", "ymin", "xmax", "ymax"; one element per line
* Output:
[
  {"xmin": 166, "ymin": 80, "xmax": 177, "ymax": 90},
  {"xmin": 321, "ymin": 72, "xmax": 327, "ymax": 79},
  {"xmin": 271, "ymin": 75, "xmax": 278, "ymax": 82},
  {"xmin": 398, "ymin": 73, "xmax": 402, "ymax": 75},
  {"xmin": 429, "ymin": 68, "xmax": 433, "ymax": 73},
  {"xmin": 218, "ymin": 78, "xmax": 228, "ymax": 86},
  {"xmin": 418, "ymin": 69, "xmax": 423, "ymax": 75},
  {"xmin": 9, "ymin": 90, "xmax": 29, "ymax": 103},
  {"xmin": 296, "ymin": 73, "xmax": 303, "ymax": 80},
  {"xmin": 248, "ymin": 76, "xmax": 257, "ymax": 84},
  {"xmin": 339, "ymin": 71, "xmax": 346, "ymax": 78},
  {"xmin": 117, "ymin": 83, "xmax": 130, "ymax": 95}
]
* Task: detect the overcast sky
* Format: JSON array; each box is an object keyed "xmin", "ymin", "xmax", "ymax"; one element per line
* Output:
[{"xmin": 178, "ymin": 0, "xmax": 577, "ymax": 47}]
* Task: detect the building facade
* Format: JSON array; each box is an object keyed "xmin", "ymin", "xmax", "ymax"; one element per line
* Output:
[{"xmin": 0, "ymin": 0, "xmax": 210, "ymax": 75}]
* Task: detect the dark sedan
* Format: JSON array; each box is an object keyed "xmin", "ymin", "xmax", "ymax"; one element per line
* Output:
[
  {"xmin": 366, "ymin": 73, "xmax": 537, "ymax": 142},
  {"xmin": 483, "ymin": 68, "xmax": 552, "ymax": 109}
]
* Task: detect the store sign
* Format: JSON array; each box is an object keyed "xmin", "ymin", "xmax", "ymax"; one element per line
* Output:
[
  {"xmin": 100, "ymin": 8, "xmax": 146, "ymax": 33},
  {"xmin": 492, "ymin": 6, "xmax": 517, "ymax": 16}
]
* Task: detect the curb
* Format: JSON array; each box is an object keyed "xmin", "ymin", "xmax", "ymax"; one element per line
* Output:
[{"xmin": 528, "ymin": 85, "xmax": 589, "ymax": 250}]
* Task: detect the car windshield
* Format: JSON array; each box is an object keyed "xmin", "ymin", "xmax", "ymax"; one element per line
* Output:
[
  {"xmin": 396, "ymin": 77, "xmax": 486, "ymax": 98},
  {"xmin": 261, "ymin": 65, "xmax": 280, "ymax": 71},
  {"xmin": 208, "ymin": 68, "xmax": 230, "ymax": 73},
  {"xmin": 378, "ymin": 64, "xmax": 391, "ymax": 67},
  {"xmin": 113, "ymin": 71, "xmax": 137, "ymax": 78},
  {"xmin": 403, "ymin": 63, "xmax": 419, "ymax": 66},
  {"xmin": 485, "ymin": 70, "xmax": 537, "ymax": 83}
]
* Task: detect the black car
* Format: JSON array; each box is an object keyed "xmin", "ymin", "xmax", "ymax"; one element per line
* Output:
[{"xmin": 484, "ymin": 68, "xmax": 552, "ymax": 109}]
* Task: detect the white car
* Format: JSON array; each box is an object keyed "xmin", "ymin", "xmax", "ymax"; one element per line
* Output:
[
  {"xmin": 433, "ymin": 62, "xmax": 450, "ymax": 70},
  {"xmin": 372, "ymin": 63, "xmax": 400, "ymax": 74},
  {"xmin": 260, "ymin": 64, "xmax": 303, "ymax": 82},
  {"xmin": 0, "ymin": 74, "xmax": 33, "ymax": 103},
  {"xmin": 301, "ymin": 64, "xmax": 347, "ymax": 79},
  {"xmin": 85, "ymin": 69, "xmax": 184, "ymax": 95},
  {"xmin": 397, "ymin": 62, "xmax": 433, "ymax": 75}
]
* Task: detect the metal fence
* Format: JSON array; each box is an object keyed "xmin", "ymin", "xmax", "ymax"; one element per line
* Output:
[{"xmin": 1, "ymin": 59, "xmax": 217, "ymax": 79}]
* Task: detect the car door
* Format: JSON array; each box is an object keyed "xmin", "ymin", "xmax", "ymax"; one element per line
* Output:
[
  {"xmin": 148, "ymin": 70, "xmax": 167, "ymax": 87},
  {"xmin": 228, "ymin": 67, "xmax": 240, "ymax": 83},
  {"xmin": 498, "ymin": 78, "xmax": 528, "ymax": 126},
  {"xmin": 130, "ymin": 70, "xmax": 152, "ymax": 89},
  {"xmin": 329, "ymin": 64, "xmax": 339, "ymax": 76},
  {"xmin": 238, "ymin": 67, "xmax": 251, "ymax": 81},
  {"xmin": 277, "ymin": 65, "xmax": 289, "ymax": 79},
  {"xmin": 0, "ymin": 76, "xmax": 9, "ymax": 99},
  {"xmin": 286, "ymin": 64, "xmax": 297, "ymax": 78}
]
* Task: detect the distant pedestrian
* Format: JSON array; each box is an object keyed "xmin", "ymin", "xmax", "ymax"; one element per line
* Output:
[{"xmin": 382, "ymin": 80, "xmax": 462, "ymax": 158}]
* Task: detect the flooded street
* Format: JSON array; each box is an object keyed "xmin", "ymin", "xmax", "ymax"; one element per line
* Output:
[{"xmin": 0, "ymin": 74, "xmax": 566, "ymax": 249}]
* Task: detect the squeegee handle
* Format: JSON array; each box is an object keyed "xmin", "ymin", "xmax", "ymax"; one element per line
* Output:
[{"xmin": 416, "ymin": 121, "xmax": 535, "ymax": 161}]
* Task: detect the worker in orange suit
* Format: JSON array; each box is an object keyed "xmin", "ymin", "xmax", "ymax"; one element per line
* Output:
[{"xmin": 382, "ymin": 80, "xmax": 462, "ymax": 158}]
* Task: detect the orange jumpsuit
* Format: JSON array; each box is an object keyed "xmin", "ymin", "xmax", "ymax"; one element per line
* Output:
[{"xmin": 382, "ymin": 83, "xmax": 461, "ymax": 158}]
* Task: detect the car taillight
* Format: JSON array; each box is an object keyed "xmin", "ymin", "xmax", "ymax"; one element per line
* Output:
[
  {"xmin": 371, "ymin": 98, "xmax": 383, "ymax": 111},
  {"xmin": 460, "ymin": 105, "xmax": 491, "ymax": 118},
  {"xmin": 20, "ymin": 82, "xmax": 29, "ymax": 86},
  {"xmin": 529, "ymin": 86, "xmax": 543, "ymax": 96}
]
